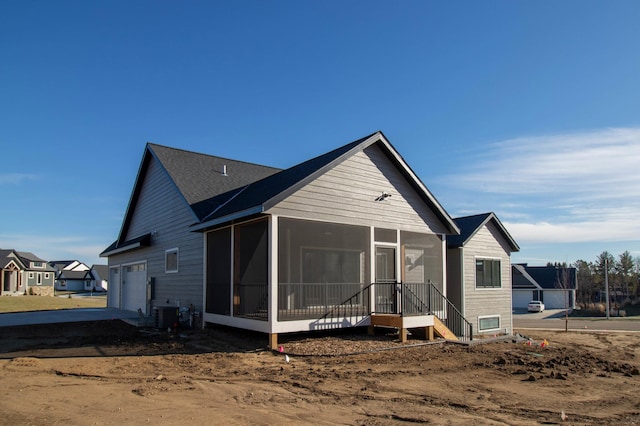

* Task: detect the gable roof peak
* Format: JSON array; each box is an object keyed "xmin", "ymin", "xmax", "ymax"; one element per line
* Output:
[
  {"xmin": 192, "ymin": 131, "xmax": 459, "ymax": 235},
  {"xmin": 448, "ymin": 212, "xmax": 519, "ymax": 252}
]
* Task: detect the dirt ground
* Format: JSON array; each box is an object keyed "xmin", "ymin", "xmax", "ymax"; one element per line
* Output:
[{"xmin": 0, "ymin": 321, "xmax": 639, "ymax": 425}]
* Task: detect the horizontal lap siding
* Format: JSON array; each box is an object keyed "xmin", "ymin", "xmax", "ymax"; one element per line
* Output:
[
  {"xmin": 268, "ymin": 145, "xmax": 448, "ymax": 235},
  {"xmin": 463, "ymin": 223, "xmax": 513, "ymax": 334},
  {"xmin": 109, "ymin": 158, "xmax": 204, "ymax": 311}
]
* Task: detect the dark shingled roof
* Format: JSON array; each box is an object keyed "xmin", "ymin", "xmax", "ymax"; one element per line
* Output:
[
  {"xmin": 1, "ymin": 249, "xmax": 54, "ymax": 271},
  {"xmin": 104, "ymin": 131, "xmax": 461, "ymax": 255},
  {"xmin": 195, "ymin": 133, "xmax": 371, "ymax": 225},
  {"xmin": 447, "ymin": 212, "xmax": 519, "ymax": 252},
  {"xmin": 148, "ymin": 143, "xmax": 282, "ymax": 220},
  {"xmin": 517, "ymin": 265, "xmax": 577, "ymax": 290},
  {"xmin": 512, "ymin": 264, "xmax": 540, "ymax": 289},
  {"xmin": 58, "ymin": 270, "xmax": 88, "ymax": 280}
]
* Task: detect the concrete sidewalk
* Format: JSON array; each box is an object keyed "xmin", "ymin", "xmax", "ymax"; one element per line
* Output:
[{"xmin": 0, "ymin": 308, "xmax": 139, "ymax": 327}]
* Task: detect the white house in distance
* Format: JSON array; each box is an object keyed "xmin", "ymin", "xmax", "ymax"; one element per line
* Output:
[
  {"xmin": 50, "ymin": 260, "xmax": 90, "ymax": 291},
  {"xmin": 512, "ymin": 264, "xmax": 577, "ymax": 310},
  {"xmin": 49, "ymin": 261, "xmax": 108, "ymax": 292},
  {"xmin": 102, "ymin": 131, "xmax": 520, "ymax": 346}
]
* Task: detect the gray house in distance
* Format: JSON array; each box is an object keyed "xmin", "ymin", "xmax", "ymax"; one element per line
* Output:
[
  {"xmin": 102, "ymin": 131, "xmax": 515, "ymax": 346},
  {"xmin": 446, "ymin": 213, "xmax": 519, "ymax": 335},
  {"xmin": 0, "ymin": 249, "xmax": 55, "ymax": 296}
]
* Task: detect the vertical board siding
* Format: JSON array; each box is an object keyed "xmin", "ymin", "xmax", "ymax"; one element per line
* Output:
[
  {"xmin": 268, "ymin": 145, "xmax": 449, "ymax": 235},
  {"xmin": 109, "ymin": 157, "xmax": 204, "ymax": 312},
  {"xmin": 462, "ymin": 222, "xmax": 513, "ymax": 334}
]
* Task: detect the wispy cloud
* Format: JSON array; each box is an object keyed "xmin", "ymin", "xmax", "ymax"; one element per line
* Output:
[
  {"xmin": 445, "ymin": 127, "xmax": 640, "ymax": 244},
  {"xmin": 0, "ymin": 173, "xmax": 38, "ymax": 185},
  {"xmin": 452, "ymin": 127, "xmax": 640, "ymax": 198}
]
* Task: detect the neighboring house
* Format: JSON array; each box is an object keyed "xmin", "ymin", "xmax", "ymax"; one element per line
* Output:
[
  {"xmin": 0, "ymin": 249, "xmax": 56, "ymax": 296},
  {"xmin": 103, "ymin": 131, "xmax": 513, "ymax": 346},
  {"xmin": 88, "ymin": 265, "xmax": 108, "ymax": 291},
  {"xmin": 50, "ymin": 260, "xmax": 90, "ymax": 291},
  {"xmin": 512, "ymin": 264, "xmax": 577, "ymax": 310},
  {"xmin": 446, "ymin": 213, "xmax": 520, "ymax": 336}
]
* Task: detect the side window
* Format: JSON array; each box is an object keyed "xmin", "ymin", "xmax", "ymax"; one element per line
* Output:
[
  {"xmin": 165, "ymin": 248, "xmax": 179, "ymax": 273},
  {"xmin": 475, "ymin": 259, "xmax": 501, "ymax": 288}
]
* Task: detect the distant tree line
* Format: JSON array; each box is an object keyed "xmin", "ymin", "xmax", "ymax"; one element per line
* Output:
[{"xmin": 548, "ymin": 251, "xmax": 640, "ymax": 305}]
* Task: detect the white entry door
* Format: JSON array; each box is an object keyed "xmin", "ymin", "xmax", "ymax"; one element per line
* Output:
[{"xmin": 122, "ymin": 263, "xmax": 147, "ymax": 313}]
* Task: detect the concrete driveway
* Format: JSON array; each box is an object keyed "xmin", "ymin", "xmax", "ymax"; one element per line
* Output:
[
  {"xmin": 0, "ymin": 308, "xmax": 139, "ymax": 327},
  {"xmin": 513, "ymin": 308, "xmax": 640, "ymax": 332}
]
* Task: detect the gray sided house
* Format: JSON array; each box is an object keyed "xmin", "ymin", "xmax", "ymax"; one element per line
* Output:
[
  {"xmin": 512, "ymin": 264, "xmax": 577, "ymax": 310},
  {"xmin": 101, "ymin": 142, "xmax": 281, "ymax": 315},
  {"xmin": 103, "ymin": 132, "xmax": 504, "ymax": 346},
  {"xmin": 0, "ymin": 249, "xmax": 56, "ymax": 296},
  {"xmin": 446, "ymin": 213, "xmax": 519, "ymax": 335}
]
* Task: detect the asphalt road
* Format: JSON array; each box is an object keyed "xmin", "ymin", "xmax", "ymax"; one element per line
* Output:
[
  {"xmin": 513, "ymin": 309, "xmax": 640, "ymax": 332},
  {"xmin": 0, "ymin": 308, "xmax": 139, "ymax": 327}
]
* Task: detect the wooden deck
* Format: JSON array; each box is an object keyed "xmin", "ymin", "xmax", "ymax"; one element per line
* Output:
[{"xmin": 369, "ymin": 313, "xmax": 458, "ymax": 343}]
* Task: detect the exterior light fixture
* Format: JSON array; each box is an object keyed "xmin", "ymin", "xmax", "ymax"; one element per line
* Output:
[{"xmin": 375, "ymin": 192, "xmax": 392, "ymax": 202}]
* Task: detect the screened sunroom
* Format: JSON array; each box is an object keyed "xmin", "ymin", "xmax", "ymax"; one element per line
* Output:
[{"xmin": 203, "ymin": 215, "xmax": 447, "ymax": 329}]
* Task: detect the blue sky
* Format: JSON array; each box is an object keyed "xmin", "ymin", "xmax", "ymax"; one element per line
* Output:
[{"xmin": 1, "ymin": 1, "xmax": 639, "ymax": 267}]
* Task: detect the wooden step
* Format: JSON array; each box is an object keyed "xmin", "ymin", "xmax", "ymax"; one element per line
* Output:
[{"xmin": 433, "ymin": 316, "xmax": 458, "ymax": 341}]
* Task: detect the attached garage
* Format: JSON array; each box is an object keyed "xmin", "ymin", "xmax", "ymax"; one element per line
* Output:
[{"xmin": 122, "ymin": 263, "xmax": 148, "ymax": 313}]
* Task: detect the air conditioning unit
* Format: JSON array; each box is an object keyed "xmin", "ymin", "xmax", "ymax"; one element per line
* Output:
[{"xmin": 153, "ymin": 306, "xmax": 178, "ymax": 329}]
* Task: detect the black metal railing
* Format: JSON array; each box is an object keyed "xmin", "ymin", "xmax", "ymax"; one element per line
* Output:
[
  {"xmin": 275, "ymin": 281, "xmax": 472, "ymax": 340},
  {"xmin": 372, "ymin": 281, "xmax": 472, "ymax": 341},
  {"xmin": 277, "ymin": 282, "xmax": 370, "ymax": 321}
]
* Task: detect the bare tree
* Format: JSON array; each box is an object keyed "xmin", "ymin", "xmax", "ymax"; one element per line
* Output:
[{"xmin": 556, "ymin": 266, "xmax": 575, "ymax": 332}]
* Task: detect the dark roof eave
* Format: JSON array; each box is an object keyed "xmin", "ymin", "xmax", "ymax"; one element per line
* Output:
[
  {"xmin": 100, "ymin": 233, "xmax": 151, "ymax": 257},
  {"xmin": 190, "ymin": 206, "xmax": 265, "ymax": 232}
]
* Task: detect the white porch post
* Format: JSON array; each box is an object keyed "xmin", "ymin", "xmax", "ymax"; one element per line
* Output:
[
  {"xmin": 268, "ymin": 215, "xmax": 279, "ymax": 348},
  {"xmin": 369, "ymin": 226, "xmax": 376, "ymax": 314}
]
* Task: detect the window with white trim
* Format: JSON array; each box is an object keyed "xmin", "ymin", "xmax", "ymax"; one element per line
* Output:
[
  {"xmin": 478, "ymin": 315, "xmax": 500, "ymax": 332},
  {"xmin": 476, "ymin": 259, "xmax": 501, "ymax": 288},
  {"xmin": 165, "ymin": 248, "xmax": 179, "ymax": 273},
  {"xmin": 37, "ymin": 273, "xmax": 42, "ymax": 285},
  {"xmin": 29, "ymin": 272, "xmax": 34, "ymax": 279}
]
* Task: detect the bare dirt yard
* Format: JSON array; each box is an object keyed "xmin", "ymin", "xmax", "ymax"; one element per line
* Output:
[{"xmin": 1, "ymin": 321, "xmax": 639, "ymax": 425}]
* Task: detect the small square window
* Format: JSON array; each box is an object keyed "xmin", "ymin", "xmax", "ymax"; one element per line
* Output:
[
  {"xmin": 29, "ymin": 272, "xmax": 34, "ymax": 279},
  {"xmin": 165, "ymin": 248, "xmax": 179, "ymax": 273}
]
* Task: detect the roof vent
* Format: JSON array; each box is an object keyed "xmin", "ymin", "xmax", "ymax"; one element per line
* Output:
[{"xmin": 222, "ymin": 165, "xmax": 228, "ymax": 176}]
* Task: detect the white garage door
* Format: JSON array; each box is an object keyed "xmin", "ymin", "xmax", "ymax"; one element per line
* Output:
[
  {"xmin": 108, "ymin": 267, "xmax": 120, "ymax": 309},
  {"xmin": 513, "ymin": 290, "xmax": 534, "ymax": 308},
  {"xmin": 122, "ymin": 263, "xmax": 147, "ymax": 313},
  {"xmin": 542, "ymin": 291, "xmax": 567, "ymax": 309}
]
